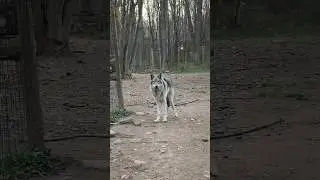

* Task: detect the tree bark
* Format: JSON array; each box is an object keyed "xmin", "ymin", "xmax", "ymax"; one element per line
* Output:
[
  {"xmin": 184, "ymin": 0, "xmax": 198, "ymax": 64},
  {"xmin": 31, "ymin": 0, "xmax": 47, "ymax": 55},
  {"xmin": 80, "ymin": 0, "xmax": 91, "ymax": 12},
  {"xmin": 170, "ymin": 0, "xmax": 179, "ymax": 68},
  {"xmin": 119, "ymin": 0, "xmax": 135, "ymax": 79},
  {"xmin": 32, "ymin": 0, "xmax": 79, "ymax": 55},
  {"xmin": 213, "ymin": 0, "xmax": 222, "ymax": 28},
  {"xmin": 159, "ymin": 0, "xmax": 169, "ymax": 69},
  {"xmin": 17, "ymin": 0, "xmax": 44, "ymax": 151},
  {"xmin": 129, "ymin": 0, "xmax": 143, "ymax": 70},
  {"xmin": 195, "ymin": 0, "xmax": 203, "ymax": 64},
  {"xmin": 233, "ymin": 0, "xmax": 241, "ymax": 27},
  {"xmin": 147, "ymin": 3, "xmax": 158, "ymax": 69},
  {"xmin": 111, "ymin": 0, "xmax": 124, "ymax": 109},
  {"xmin": 61, "ymin": 0, "xmax": 78, "ymax": 52}
]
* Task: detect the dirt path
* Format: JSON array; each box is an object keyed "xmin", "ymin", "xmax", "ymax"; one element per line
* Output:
[
  {"xmin": 213, "ymin": 37, "xmax": 320, "ymax": 180},
  {"xmin": 110, "ymin": 73, "xmax": 210, "ymax": 180}
]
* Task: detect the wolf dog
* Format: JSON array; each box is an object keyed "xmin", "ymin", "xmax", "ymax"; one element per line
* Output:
[{"xmin": 150, "ymin": 72, "xmax": 178, "ymax": 122}]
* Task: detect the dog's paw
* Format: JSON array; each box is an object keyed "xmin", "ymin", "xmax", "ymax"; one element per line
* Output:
[
  {"xmin": 154, "ymin": 119, "xmax": 161, "ymax": 122},
  {"xmin": 174, "ymin": 113, "xmax": 178, "ymax": 117},
  {"xmin": 162, "ymin": 118, "xmax": 168, "ymax": 122}
]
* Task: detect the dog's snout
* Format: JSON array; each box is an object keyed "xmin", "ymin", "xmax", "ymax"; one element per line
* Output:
[{"xmin": 155, "ymin": 85, "xmax": 158, "ymax": 89}]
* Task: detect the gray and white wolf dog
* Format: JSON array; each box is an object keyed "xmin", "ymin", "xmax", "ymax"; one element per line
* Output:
[{"xmin": 150, "ymin": 72, "xmax": 178, "ymax": 122}]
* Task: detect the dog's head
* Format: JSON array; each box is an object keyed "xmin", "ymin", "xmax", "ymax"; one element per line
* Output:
[{"xmin": 150, "ymin": 73, "xmax": 164, "ymax": 92}]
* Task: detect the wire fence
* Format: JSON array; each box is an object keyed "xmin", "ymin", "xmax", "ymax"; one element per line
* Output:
[
  {"xmin": 0, "ymin": 1, "xmax": 29, "ymax": 177},
  {"xmin": 0, "ymin": 50, "xmax": 28, "ymax": 157}
]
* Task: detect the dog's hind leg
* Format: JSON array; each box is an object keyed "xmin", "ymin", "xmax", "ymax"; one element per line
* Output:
[{"xmin": 170, "ymin": 89, "xmax": 178, "ymax": 117}]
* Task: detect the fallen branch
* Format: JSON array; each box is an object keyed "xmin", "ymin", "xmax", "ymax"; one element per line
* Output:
[
  {"xmin": 63, "ymin": 102, "xmax": 89, "ymax": 108},
  {"xmin": 41, "ymin": 133, "xmax": 135, "ymax": 142},
  {"xmin": 305, "ymin": 138, "xmax": 320, "ymax": 141},
  {"xmin": 126, "ymin": 99, "xmax": 200, "ymax": 107},
  {"xmin": 43, "ymin": 135, "xmax": 109, "ymax": 142},
  {"xmin": 211, "ymin": 119, "xmax": 284, "ymax": 140},
  {"xmin": 175, "ymin": 99, "xmax": 199, "ymax": 106}
]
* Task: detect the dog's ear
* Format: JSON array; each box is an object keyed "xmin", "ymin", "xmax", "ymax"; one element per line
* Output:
[
  {"xmin": 150, "ymin": 74, "xmax": 154, "ymax": 80},
  {"xmin": 158, "ymin": 72, "xmax": 162, "ymax": 79}
]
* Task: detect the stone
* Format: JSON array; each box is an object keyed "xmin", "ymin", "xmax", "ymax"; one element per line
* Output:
[
  {"xmin": 129, "ymin": 138, "xmax": 141, "ymax": 143},
  {"xmin": 118, "ymin": 117, "xmax": 134, "ymax": 124},
  {"xmin": 110, "ymin": 130, "xmax": 116, "ymax": 137},
  {"xmin": 113, "ymin": 139, "xmax": 122, "ymax": 144},
  {"xmin": 135, "ymin": 112, "xmax": 145, "ymax": 116},
  {"xmin": 120, "ymin": 174, "xmax": 131, "ymax": 179},
  {"xmin": 133, "ymin": 119, "xmax": 142, "ymax": 126},
  {"xmin": 160, "ymin": 149, "xmax": 167, "ymax": 154},
  {"xmin": 133, "ymin": 160, "xmax": 145, "ymax": 166}
]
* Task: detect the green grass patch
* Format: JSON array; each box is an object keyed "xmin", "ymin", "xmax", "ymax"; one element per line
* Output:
[
  {"xmin": 110, "ymin": 107, "xmax": 133, "ymax": 123},
  {"xmin": 0, "ymin": 149, "xmax": 63, "ymax": 180}
]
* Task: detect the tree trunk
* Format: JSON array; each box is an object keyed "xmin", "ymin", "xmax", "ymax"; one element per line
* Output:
[
  {"xmin": 61, "ymin": 0, "xmax": 78, "ymax": 53},
  {"xmin": 184, "ymin": 0, "xmax": 197, "ymax": 64},
  {"xmin": 111, "ymin": 0, "xmax": 124, "ymax": 109},
  {"xmin": 170, "ymin": 0, "xmax": 179, "ymax": 69},
  {"xmin": 100, "ymin": 0, "xmax": 109, "ymax": 39},
  {"xmin": 159, "ymin": 0, "xmax": 169, "ymax": 70},
  {"xmin": 31, "ymin": 0, "xmax": 47, "ymax": 55},
  {"xmin": 213, "ymin": 0, "xmax": 222, "ymax": 28},
  {"xmin": 80, "ymin": 0, "xmax": 91, "ymax": 12},
  {"xmin": 129, "ymin": 0, "xmax": 143, "ymax": 70},
  {"xmin": 121, "ymin": 0, "xmax": 135, "ymax": 79},
  {"xmin": 33, "ymin": 0, "xmax": 78, "ymax": 55},
  {"xmin": 167, "ymin": 7, "xmax": 172, "ymax": 69},
  {"xmin": 147, "ymin": 3, "xmax": 159, "ymax": 69},
  {"xmin": 195, "ymin": 0, "xmax": 202, "ymax": 65},
  {"xmin": 234, "ymin": 0, "xmax": 241, "ymax": 27},
  {"xmin": 125, "ymin": 0, "xmax": 136, "ymax": 76},
  {"xmin": 17, "ymin": 0, "xmax": 44, "ymax": 151}
]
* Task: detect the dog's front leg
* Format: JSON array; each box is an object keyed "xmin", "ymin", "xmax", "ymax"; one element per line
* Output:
[
  {"xmin": 154, "ymin": 102, "xmax": 161, "ymax": 122},
  {"xmin": 162, "ymin": 98, "xmax": 168, "ymax": 122}
]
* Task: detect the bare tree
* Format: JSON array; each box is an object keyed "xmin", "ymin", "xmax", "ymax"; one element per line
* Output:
[
  {"xmin": 170, "ymin": 0, "xmax": 179, "ymax": 68},
  {"xmin": 233, "ymin": 0, "xmax": 241, "ymax": 26},
  {"xmin": 147, "ymin": 2, "xmax": 158, "ymax": 70},
  {"xmin": 31, "ymin": 0, "xmax": 79, "ymax": 55},
  {"xmin": 184, "ymin": 0, "xmax": 199, "ymax": 64},
  {"xmin": 17, "ymin": 0, "xmax": 44, "ymax": 150},
  {"xmin": 213, "ymin": 0, "xmax": 222, "ymax": 28},
  {"xmin": 110, "ymin": 0, "xmax": 208, "ymax": 73},
  {"xmin": 111, "ymin": 0, "xmax": 124, "ymax": 109},
  {"xmin": 118, "ymin": 0, "xmax": 136, "ymax": 79},
  {"xmin": 129, "ymin": 0, "xmax": 143, "ymax": 71},
  {"xmin": 159, "ymin": 0, "xmax": 169, "ymax": 69},
  {"xmin": 31, "ymin": 0, "xmax": 47, "ymax": 55},
  {"xmin": 195, "ymin": 0, "xmax": 203, "ymax": 64}
]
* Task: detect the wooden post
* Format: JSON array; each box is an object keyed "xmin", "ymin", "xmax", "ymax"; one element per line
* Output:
[{"xmin": 17, "ymin": 0, "xmax": 45, "ymax": 151}]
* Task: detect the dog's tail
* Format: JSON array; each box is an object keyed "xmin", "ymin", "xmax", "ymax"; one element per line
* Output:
[{"xmin": 166, "ymin": 96, "xmax": 170, "ymax": 107}]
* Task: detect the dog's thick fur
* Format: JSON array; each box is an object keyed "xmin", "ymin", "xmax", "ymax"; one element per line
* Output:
[{"xmin": 150, "ymin": 73, "xmax": 178, "ymax": 122}]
